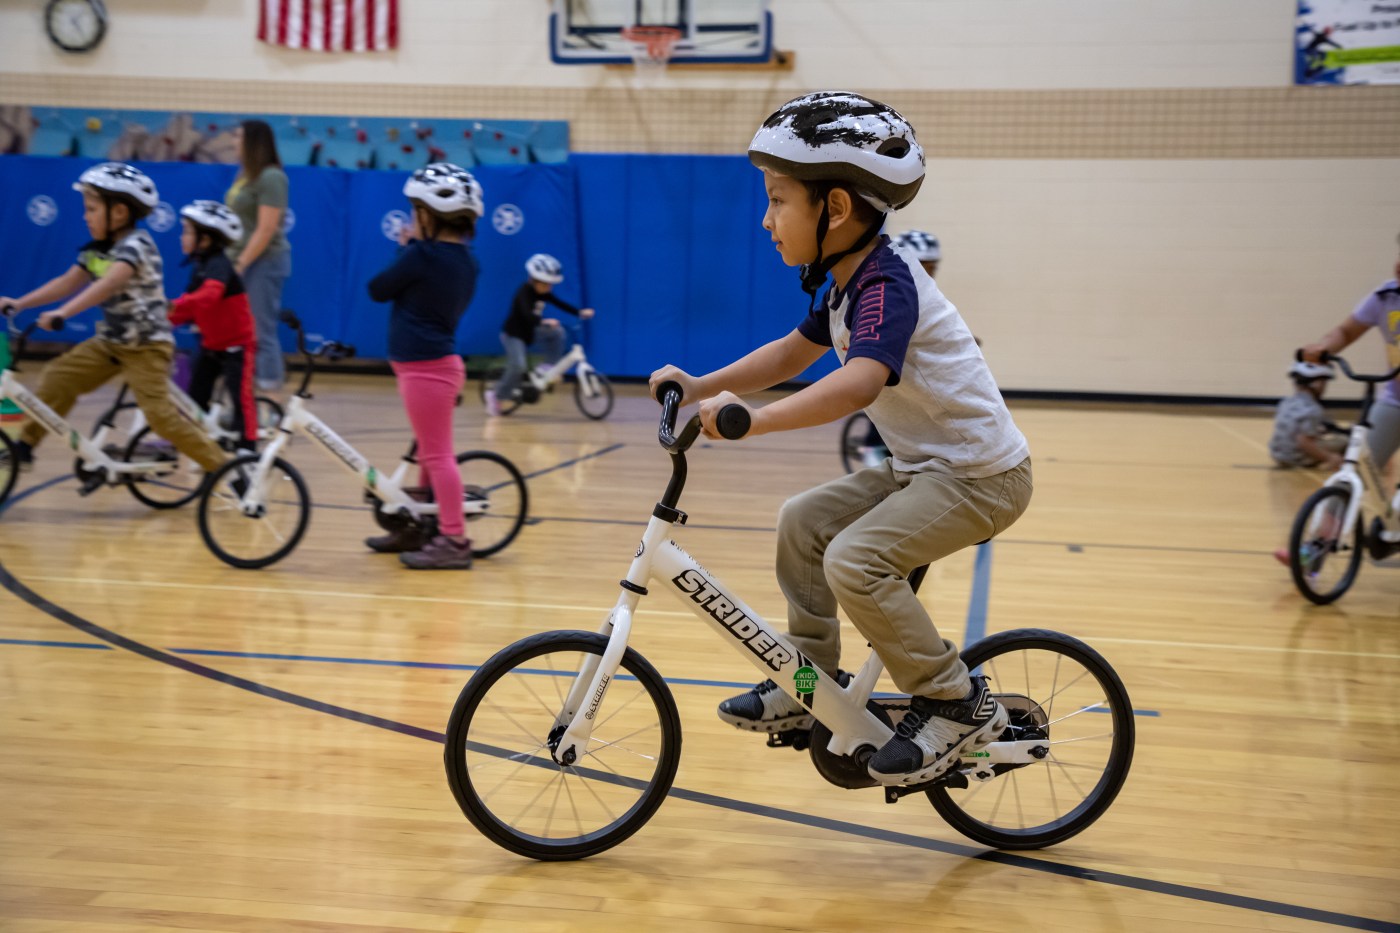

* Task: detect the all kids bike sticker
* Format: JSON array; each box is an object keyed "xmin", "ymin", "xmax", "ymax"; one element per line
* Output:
[
  {"xmin": 26, "ymin": 196, "xmax": 58, "ymax": 227},
  {"xmin": 794, "ymin": 666, "xmax": 818, "ymax": 694},
  {"xmin": 147, "ymin": 202, "xmax": 177, "ymax": 234},
  {"xmin": 492, "ymin": 203, "xmax": 524, "ymax": 235},
  {"xmin": 381, "ymin": 210, "xmax": 408, "ymax": 242}
]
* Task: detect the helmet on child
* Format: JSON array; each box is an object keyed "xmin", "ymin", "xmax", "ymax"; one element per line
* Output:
[
  {"xmin": 1290, "ymin": 361, "xmax": 1335, "ymax": 383},
  {"xmin": 525, "ymin": 253, "xmax": 564, "ymax": 284},
  {"xmin": 893, "ymin": 230, "xmax": 940, "ymax": 262},
  {"xmin": 403, "ymin": 162, "xmax": 483, "ymax": 218},
  {"xmin": 747, "ymin": 91, "xmax": 925, "ymax": 212},
  {"xmin": 73, "ymin": 162, "xmax": 160, "ymax": 216},
  {"xmin": 180, "ymin": 200, "xmax": 243, "ymax": 244}
]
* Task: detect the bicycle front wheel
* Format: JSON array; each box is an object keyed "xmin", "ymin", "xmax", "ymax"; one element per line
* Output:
[
  {"xmin": 1288, "ymin": 485, "xmax": 1363, "ymax": 605},
  {"xmin": 444, "ymin": 630, "xmax": 682, "ymax": 861},
  {"xmin": 926, "ymin": 628, "xmax": 1135, "ymax": 850},
  {"xmin": 123, "ymin": 425, "xmax": 206, "ymax": 510},
  {"xmin": 572, "ymin": 369, "xmax": 614, "ymax": 420},
  {"xmin": 198, "ymin": 453, "xmax": 311, "ymax": 569},
  {"xmin": 456, "ymin": 450, "xmax": 528, "ymax": 558}
]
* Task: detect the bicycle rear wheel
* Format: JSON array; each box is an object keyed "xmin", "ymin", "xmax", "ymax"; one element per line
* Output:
[
  {"xmin": 123, "ymin": 425, "xmax": 206, "ymax": 510},
  {"xmin": 1288, "ymin": 485, "xmax": 1363, "ymax": 604},
  {"xmin": 456, "ymin": 450, "xmax": 528, "ymax": 558},
  {"xmin": 478, "ymin": 365, "xmax": 522, "ymax": 415},
  {"xmin": 444, "ymin": 630, "xmax": 681, "ymax": 861},
  {"xmin": 572, "ymin": 369, "xmax": 614, "ymax": 420},
  {"xmin": 925, "ymin": 628, "xmax": 1135, "ymax": 850},
  {"xmin": 0, "ymin": 431, "xmax": 18, "ymax": 509}
]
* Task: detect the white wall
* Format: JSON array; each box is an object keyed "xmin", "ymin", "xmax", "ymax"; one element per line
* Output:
[
  {"xmin": 0, "ymin": 0, "xmax": 1298, "ymax": 91},
  {"xmin": 911, "ymin": 160, "xmax": 1400, "ymax": 396}
]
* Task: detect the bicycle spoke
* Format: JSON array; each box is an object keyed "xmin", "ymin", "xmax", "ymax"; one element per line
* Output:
[
  {"xmin": 1011, "ymin": 768, "xmax": 1025, "ymax": 830},
  {"xmin": 1049, "ymin": 731, "xmax": 1114, "ymax": 745},
  {"xmin": 1047, "ymin": 752, "xmax": 1089, "ymax": 798},
  {"xmin": 1047, "ymin": 654, "xmax": 1062, "ymax": 721},
  {"xmin": 1045, "ymin": 699, "xmax": 1108, "ymax": 728},
  {"xmin": 480, "ymin": 693, "xmax": 553, "ymax": 748}
]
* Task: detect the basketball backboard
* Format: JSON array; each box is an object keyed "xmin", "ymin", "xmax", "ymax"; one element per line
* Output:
[{"xmin": 549, "ymin": 0, "xmax": 773, "ymax": 65}]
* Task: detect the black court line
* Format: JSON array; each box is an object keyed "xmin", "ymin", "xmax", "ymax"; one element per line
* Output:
[
  {"xmin": 0, "ymin": 577, "xmax": 1390, "ymax": 926},
  {"xmin": 517, "ymin": 442, "xmax": 625, "ymax": 481}
]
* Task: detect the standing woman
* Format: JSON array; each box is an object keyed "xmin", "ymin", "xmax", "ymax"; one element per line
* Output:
[{"xmin": 226, "ymin": 120, "xmax": 291, "ymax": 391}]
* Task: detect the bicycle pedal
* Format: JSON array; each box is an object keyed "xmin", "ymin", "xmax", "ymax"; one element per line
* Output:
[
  {"xmin": 76, "ymin": 473, "xmax": 106, "ymax": 496},
  {"xmin": 766, "ymin": 728, "xmax": 811, "ymax": 751}
]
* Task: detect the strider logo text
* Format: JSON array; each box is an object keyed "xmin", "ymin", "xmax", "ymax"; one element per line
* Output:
[{"xmin": 671, "ymin": 569, "xmax": 793, "ymax": 671}]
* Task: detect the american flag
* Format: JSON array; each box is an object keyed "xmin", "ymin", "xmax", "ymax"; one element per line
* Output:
[{"xmin": 258, "ymin": 0, "xmax": 399, "ymax": 52}]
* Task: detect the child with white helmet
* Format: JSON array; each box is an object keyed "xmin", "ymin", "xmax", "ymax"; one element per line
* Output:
[
  {"xmin": 1268, "ymin": 361, "xmax": 1346, "ymax": 470},
  {"xmin": 365, "ymin": 162, "xmax": 483, "ymax": 570},
  {"xmin": 0, "ymin": 162, "xmax": 228, "ymax": 479},
  {"xmin": 485, "ymin": 253, "xmax": 594, "ymax": 416},
  {"xmin": 650, "ymin": 92, "xmax": 1032, "ymax": 786},
  {"xmin": 169, "ymin": 200, "xmax": 259, "ymax": 451},
  {"xmin": 892, "ymin": 229, "xmax": 941, "ymax": 278}
]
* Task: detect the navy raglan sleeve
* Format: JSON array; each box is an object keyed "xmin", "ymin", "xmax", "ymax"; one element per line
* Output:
[
  {"xmin": 367, "ymin": 243, "xmax": 425, "ymax": 303},
  {"xmin": 844, "ymin": 262, "xmax": 919, "ymax": 386},
  {"xmin": 796, "ymin": 302, "xmax": 834, "ymax": 347}
]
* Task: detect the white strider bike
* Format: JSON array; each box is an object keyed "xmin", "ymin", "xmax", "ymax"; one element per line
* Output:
[
  {"xmin": 477, "ymin": 321, "xmax": 614, "ymax": 420},
  {"xmin": 1286, "ymin": 352, "xmax": 1400, "ymax": 604},
  {"xmin": 443, "ymin": 382, "xmax": 1135, "ymax": 860},
  {"xmin": 195, "ymin": 312, "xmax": 529, "ymax": 569},
  {"xmin": 0, "ymin": 308, "xmax": 207, "ymax": 510}
]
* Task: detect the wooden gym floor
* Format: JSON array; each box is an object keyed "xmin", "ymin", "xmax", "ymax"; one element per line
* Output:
[{"xmin": 1, "ymin": 375, "xmax": 1397, "ymax": 932}]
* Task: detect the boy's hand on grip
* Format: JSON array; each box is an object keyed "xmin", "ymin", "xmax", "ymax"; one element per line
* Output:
[
  {"xmin": 699, "ymin": 391, "xmax": 753, "ymax": 440},
  {"xmin": 37, "ymin": 311, "xmax": 66, "ymax": 332},
  {"xmin": 649, "ymin": 364, "xmax": 700, "ymax": 403}
]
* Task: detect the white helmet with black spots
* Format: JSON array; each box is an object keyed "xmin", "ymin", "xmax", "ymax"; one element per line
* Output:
[
  {"xmin": 525, "ymin": 253, "xmax": 564, "ymax": 284},
  {"xmin": 1290, "ymin": 361, "xmax": 1335, "ymax": 382},
  {"xmin": 893, "ymin": 229, "xmax": 940, "ymax": 263},
  {"xmin": 403, "ymin": 162, "xmax": 484, "ymax": 218},
  {"xmin": 180, "ymin": 199, "xmax": 243, "ymax": 243},
  {"xmin": 73, "ymin": 162, "xmax": 160, "ymax": 210},
  {"xmin": 748, "ymin": 91, "xmax": 925, "ymax": 212}
]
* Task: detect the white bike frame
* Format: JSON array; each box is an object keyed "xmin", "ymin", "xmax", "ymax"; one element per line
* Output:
[
  {"xmin": 0, "ymin": 368, "xmax": 171, "ymax": 481},
  {"xmin": 549, "ymin": 508, "xmax": 1042, "ymax": 775},
  {"xmin": 235, "ymin": 393, "xmax": 442, "ymax": 522},
  {"xmin": 116, "ymin": 380, "xmax": 265, "ymax": 447},
  {"xmin": 1322, "ymin": 419, "xmax": 1400, "ymax": 547},
  {"xmin": 528, "ymin": 342, "xmax": 606, "ymax": 399}
]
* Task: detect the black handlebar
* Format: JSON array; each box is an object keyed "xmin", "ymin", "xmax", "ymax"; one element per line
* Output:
[
  {"xmin": 280, "ymin": 309, "xmax": 356, "ymax": 397},
  {"xmin": 655, "ymin": 382, "xmax": 751, "ymax": 453},
  {"xmin": 1300, "ymin": 349, "xmax": 1400, "ymax": 384}
]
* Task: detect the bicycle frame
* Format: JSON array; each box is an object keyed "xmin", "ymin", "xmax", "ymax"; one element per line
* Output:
[
  {"xmin": 242, "ymin": 393, "xmax": 431, "ymax": 519},
  {"xmin": 1323, "ymin": 420, "xmax": 1400, "ymax": 543},
  {"xmin": 112, "ymin": 380, "xmax": 243, "ymax": 444},
  {"xmin": 0, "ymin": 368, "xmax": 169, "ymax": 480}
]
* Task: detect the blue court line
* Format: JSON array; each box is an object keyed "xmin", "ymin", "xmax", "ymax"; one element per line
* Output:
[
  {"xmin": 0, "ymin": 568, "xmax": 1385, "ymax": 929},
  {"xmin": 964, "ymin": 540, "xmax": 993, "ymax": 645}
]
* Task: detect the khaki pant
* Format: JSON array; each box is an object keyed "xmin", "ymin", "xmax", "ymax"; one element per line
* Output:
[
  {"xmin": 19, "ymin": 337, "xmax": 226, "ymax": 473},
  {"xmin": 777, "ymin": 457, "xmax": 1033, "ymax": 699}
]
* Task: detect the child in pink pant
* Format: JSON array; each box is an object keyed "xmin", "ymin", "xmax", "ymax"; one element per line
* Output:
[{"xmin": 365, "ymin": 163, "xmax": 484, "ymax": 570}]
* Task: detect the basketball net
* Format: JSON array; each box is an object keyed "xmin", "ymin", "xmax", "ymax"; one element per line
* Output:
[{"xmin": 620, "ymin": 25, "xmax": 682, "ymax": 87}]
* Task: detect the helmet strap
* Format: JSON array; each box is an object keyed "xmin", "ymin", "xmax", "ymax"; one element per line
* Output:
[{"xmin": 798, "ymin": 201, "xmax": 886, "ymax": 312}]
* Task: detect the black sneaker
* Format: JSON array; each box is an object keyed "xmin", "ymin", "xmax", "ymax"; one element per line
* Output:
[
  {"xmin": 365, "ymin": 525, "xmax": 428, "ymax": 553},
  {"xmin": 9, "ymin": 440, "xmax": 33, "ymax": 473},
  {"xmin": 717, "ymin": 679, "xmax": 813, "ymax": 733},
  {"xmin": 867, "ymin": 678, "xmax": 1009, "ymax": 785}
]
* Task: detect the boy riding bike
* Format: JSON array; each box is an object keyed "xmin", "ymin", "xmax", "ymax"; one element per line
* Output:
[{"xmin": 650, "ymin": 92, "xmax": 1032, "ymax": 786}]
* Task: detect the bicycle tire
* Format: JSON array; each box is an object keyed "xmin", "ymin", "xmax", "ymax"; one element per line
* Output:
[
  {"xmin": 478, "ymin": 366, "xmax": 522, "ymax": 416},
  {"xmin": 840, "ymin": 412, "xmax": 873, "ymax": 473},
  {"xmin": 572, "ymin": 369, "xmax": 614, "ymax": 420},
  {"xmin": 0, "ymin": 430, "xmax": 18, "ymax": 510},
  {"xmin": 455, "ymin": 450, "xmax": 528, "ymax": 558},
  {"xmin": 926, "ymin": 628, "xmax": 1135, "ymax": 850},
  {"xmin": 122, "ymin": 425, "xmax": 205, "ymax": 510},
  {"xmin": 444, "ymin": 630, "xmax": 681, "ymax": 861},
  {"xmin": 197, "ymin": 453, "xmax": 311, "ymax": 569},
  {"xmin": 1288, "ymin": 485, "xmax": 1363, "ymax": 605}
]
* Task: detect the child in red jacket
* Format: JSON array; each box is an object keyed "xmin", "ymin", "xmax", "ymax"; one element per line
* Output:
[{"xmin": 170, "ymin": 200, "xmax": 259, "ymax": 451}]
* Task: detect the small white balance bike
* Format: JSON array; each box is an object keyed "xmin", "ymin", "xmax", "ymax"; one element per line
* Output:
[
  {"xmin": 1286, "ymin": 351, "xmax": 1400, "ymax": 604},
  {"xmin": 444, "ymin": 383, "xmax": 1135, "ymax": 860},
  {"xmin": 0, "ymin": 309, "xmax": 201, "ymax": 511},
  {"xmin": 478, "ymin": 322, "xmax": 614, "ymax": 420},
  {"xmin": 195, "ymin": 312, "xmax": 529, "ymax": 569}
]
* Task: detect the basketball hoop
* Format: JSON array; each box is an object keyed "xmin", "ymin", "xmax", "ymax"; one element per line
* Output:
[{"xmin": 620, "ymin": 25, "xmax": 682, "ymax": 85}]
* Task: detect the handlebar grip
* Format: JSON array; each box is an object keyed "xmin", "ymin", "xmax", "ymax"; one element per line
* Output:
[
  {"xmin": 279, "ymin": 309, "xmax": 302, "ymax": 329},
  {"xmin": 1, "ymin": 303, "xmax": 17, "ymax": 318},
  {"xmin": 715, "ymin": 404, "xmax": 751, "ymax": 440},
  {"xmin": 342, "ymin": 344, "xmax": 357, "ymax": 359},
  {"xmin": 655, "ymin": 380, "xmax": 683, "ymax": 406}
]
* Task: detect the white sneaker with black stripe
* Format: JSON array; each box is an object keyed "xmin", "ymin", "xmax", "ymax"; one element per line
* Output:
[
  {"xmin": 867, "ymin": 677, "xmax": 1009, "ymax": 785},
  {"xmin": 716, "ymin": 679, "xmax": 813, "ymax": 732}
]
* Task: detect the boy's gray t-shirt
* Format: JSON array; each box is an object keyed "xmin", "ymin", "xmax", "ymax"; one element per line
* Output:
[
  {"xmin": 797, "ymin": 238, "xmax": 1029, "ymax": 478},
  {"xmin": 1269, "ymin": 392, "xmax": 1327, "ymax": 466},
  {"xmin": 75, "ymin": 228, "xmax": 172, "ymax": 346}
]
